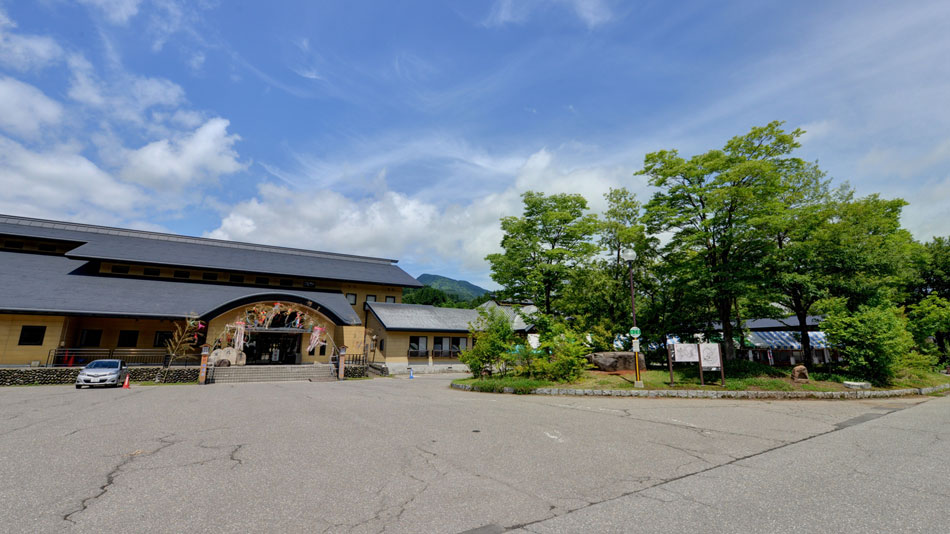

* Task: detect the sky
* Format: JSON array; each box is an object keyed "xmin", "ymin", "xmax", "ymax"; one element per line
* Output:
[{"xmin": 1, "ymin": 0, "xmax": 949, "ymax": 289}]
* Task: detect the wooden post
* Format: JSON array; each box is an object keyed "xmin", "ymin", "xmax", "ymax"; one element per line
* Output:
[
  {"xmin": 198, "ymin": 345, "xmax": 210, "ymax": 385},
  {"xmin": 338, "ymin": 346, "xmax": 347, "ymax": 379},
  {"xmin": 667, "ymin": 343, "xmax": 675, "ymax": 386},
  {"xmin": 697, "ymin": 343, "xmax": 704, "ymax": 386}
]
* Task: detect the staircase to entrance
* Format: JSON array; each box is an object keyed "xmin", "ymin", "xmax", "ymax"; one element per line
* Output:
[{"xmin": 208, "ymin": 364, "xmax": 336, "ymax": 384}]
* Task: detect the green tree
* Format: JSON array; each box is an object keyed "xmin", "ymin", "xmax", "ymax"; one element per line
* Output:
[
  {"xmin": 486, "ymin": 191, "xmax": 599, "ymax": 315},
  {"xmin": 403, "ymin": 286, "xmax": 456, "ymax": 306},
  {"xmin": 640, "ymin": 121, "xmax": 803, "ymax": 359},
  {"xmin": 822, "ymin": 305, "xmax": 914, "ymax": 386},
  {"xmin": 459, "ymin": 306, "xmax": 516, "ymax": 377},
  {"xmin": 908, "ymin": 295, "xmax": 950, "ymax": 362}
]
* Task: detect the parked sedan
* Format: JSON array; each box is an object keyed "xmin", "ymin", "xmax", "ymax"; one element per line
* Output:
[{"xmin": 75, "ymin": 359, "xmax": 129, "ymax": 388}]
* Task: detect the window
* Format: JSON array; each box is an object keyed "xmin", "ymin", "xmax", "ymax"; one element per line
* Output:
[
  {"xmin": 409, "ymin": 336, "xmax": 428, "ymax": 357},
  {"xmin": 153, "ymin": 331, "xmax": 173, "ymax": 348},
  {"xmin": 229, "ymin": 274, "xmax": 244, "ymax": 283},
  {"xmin": 110, "ymin": 264, "xmax": 130, "ymax": 274},
  {"xmin": 303, "ymin": 280, "xmax": 316, "ymax": 288},
  {"xmin": 4, "ymin": 240, "xmax": 23, "ymax": 249},
  {"xmin": 365, "ymin": 295, "xmax": 376, "ymax": 302},
  {"xmin": 319, "ymin": 344, "xmax": 326, "ymax": 356},
  {"xmin": 18, "ymin": 325, "xmax": 46, "ymax": 346},
  {"xmin": 433, "ymin": 336, "xmax": 452, "ymax": 357},
  {"xmin": 173, "ymin": 270, "xmax": 190, "ymax": 279},
  {"xmin": 346, "ymin": 293, "xmax": 357, "ymax": 305},
  {"xmin": 385, "ymin": 296, "xmax": 396, "ymax": 303},
  {"xmin": 117, "ymin": 330, "xmax": 139, "ymax": 348},
  {"xmin": 255, "ymin": 277, "xmax": 269, "ymax": 285},
  {"xmin": 202, "ymin": 272, "xmax": 218, "ymax": 281},
  {"xmin": 78, "ymin": 329, "xmax": 102, "ymax": 347},
  {"xmin": 279, "ymin": 278, "xmax": 293, "ymax": 287},
  {"xmin": 144, "ymin": 267, "xmax": 161, "ymax": 276},
  {"xmin": 378, "ymin": 339, "xmax": 385, "ymax": 352},
  {"xmin": 451, "ymin": 337, "xmax": 468, "ymax": 355},
  {"xmin": 38, "ymin": 243, "xmax": 56, "ymax": 252}
]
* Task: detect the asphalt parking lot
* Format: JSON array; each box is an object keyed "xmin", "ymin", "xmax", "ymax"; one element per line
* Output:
[{"xmin": 0, "ymin": 374, "xmax": 946, "ymax": 533}]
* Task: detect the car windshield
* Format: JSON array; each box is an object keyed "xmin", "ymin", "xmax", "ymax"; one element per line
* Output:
[{"xmin": 86, "ymin": 361, "xmax": 119, "ymax": 369}]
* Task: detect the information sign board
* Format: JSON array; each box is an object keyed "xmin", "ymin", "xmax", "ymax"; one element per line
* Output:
[
  {"xmin": 699, "ymin": 343, "xmax": 722, "ymax": 369},
  {"xmin": 672, "ymin": 343, "xmax": 699, "ymax": 362}
]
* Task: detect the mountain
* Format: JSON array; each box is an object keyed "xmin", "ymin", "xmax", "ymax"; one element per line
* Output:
[{"xmin": 416, "ymin": 274, "xmax": 490, "ymax": 301}]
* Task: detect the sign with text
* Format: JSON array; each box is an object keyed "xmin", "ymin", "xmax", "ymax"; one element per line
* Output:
[
  {"xmin": 672, "ymin": 343, "xmax": 699, "ymax": 362},
  {"xmin": 699, "ymin": 343, "xmax": 722, "ymax": 369}
]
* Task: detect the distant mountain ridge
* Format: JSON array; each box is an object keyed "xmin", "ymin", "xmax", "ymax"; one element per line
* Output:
[{"xmin": 416, "ymin": 274, "xmax": 490, "ymax": 301}]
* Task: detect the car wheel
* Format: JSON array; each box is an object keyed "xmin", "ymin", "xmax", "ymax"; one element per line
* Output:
[{"xmin": 75, "ymin": 385, "xmax": 82, "ymax": 389}]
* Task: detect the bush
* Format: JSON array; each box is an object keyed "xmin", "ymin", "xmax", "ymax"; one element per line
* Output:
[
  {"xmin": 527, "ymin": 323, "xmax": 592, "ymax": 382},
  {"xmin": 822, "ymin": 305, "xmax": 914, "ymax": 386},
  {"xmin": 899, "ymin": 351, "xmax": 939, "ymax": 372},
  {"xmin": 459, "ymin": 307, "xmax": 516, "ymax": 377}
]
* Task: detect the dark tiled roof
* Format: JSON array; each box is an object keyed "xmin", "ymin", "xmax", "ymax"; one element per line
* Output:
[
  {"xmin": 713, "ymin": 316, "xmax": 823, "ymax": 331},
  {"xmin": 365, "ymin": 302, "xmax": 479, "ymax": 332},
  {"xmin": 0, "ymin": 214, "xmax": 422, "ymax": 287},
  {"xmin": 0, "ymin": 251, "xmax": 361, "ymax": 325}
]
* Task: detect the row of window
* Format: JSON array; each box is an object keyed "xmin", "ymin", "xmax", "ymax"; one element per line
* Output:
[
  {"xmin": 17, "ymin": 325, "xmax": 173, "ymax": 348},
  {"xmin": 110, "ymin": 263, "xmax": 320, "ymax": 288},
  {"xmin": 345, "ymin": 293, "xmax": 396, "ymax": 305},
  {"xmin": 106, "ymin": 263, "xmax": 399, "ymax": 305},
  {"xmin": 407, "ymin": 336, "xmax": 468, "ymax": 357}
]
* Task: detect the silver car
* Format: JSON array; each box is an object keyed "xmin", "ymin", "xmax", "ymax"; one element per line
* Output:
[{"xmin": 75, "ymin": 359, "xmax": 129, "ymax": 389}]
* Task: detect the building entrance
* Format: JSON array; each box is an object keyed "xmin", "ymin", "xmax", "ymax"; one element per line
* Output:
[{"xmin": 243, "ymin": 332, "xmax": 301, "ymax": 365}]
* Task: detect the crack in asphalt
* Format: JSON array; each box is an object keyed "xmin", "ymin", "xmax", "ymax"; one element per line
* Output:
[
  {"xmin": 62, "ymin": 434, "xmax": 178, "ymax": 525},
  {"xmin": 503, "ymin": 403, "xmax": 915, "ymax": 532}
]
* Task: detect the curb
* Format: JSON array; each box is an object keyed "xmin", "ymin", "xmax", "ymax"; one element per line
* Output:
[{"xmin": 449, "ymin": 382, "xmax": 950, "ymax": 400}]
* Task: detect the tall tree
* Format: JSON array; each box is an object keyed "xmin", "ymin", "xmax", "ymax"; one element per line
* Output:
[
  {"xmin": 759, "ymin": 162, "xmax": 833, "ymax": 361},
  {"xmin": 640, "ymin": 121, "xmax": 802, "ymax": 359},
  {"xmin": 487, "ymin": 191, "xmax": 599, "ymax": 315}
]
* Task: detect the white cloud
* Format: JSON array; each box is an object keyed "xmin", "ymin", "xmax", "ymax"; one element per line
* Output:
[
  {"xmin": 0, "ymin": 135, "xmax": 144, "ymax": 220},
  {"xmin": 121, "ymin": 118, "xmax": 246, "ymax": 188},
  {"xmin": 66, "ymin": 53, "xmax": 186, "ymax": 126},
  {"xmin": 484, "ymin": 0, "xmax": 612, "ymax": 29},
  {"xmin": 0, "ymin": 9, "xmax": 63, "ymax": 70},
  {"xmin": 77, "ymin": 0, "xmax": 143, "ymax": 25},
  {"xmin": 0, "ymin": 77, "xmax": 63, "ymax": 139},
  {"xmin": 208, "ymin": 143, "xmax": 643, "ymax": 284}
]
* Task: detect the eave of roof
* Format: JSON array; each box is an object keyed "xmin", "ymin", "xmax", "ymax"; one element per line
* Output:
[{"xmin": 0, "ymin": 214, "xmax": 423, "ymax": 288}]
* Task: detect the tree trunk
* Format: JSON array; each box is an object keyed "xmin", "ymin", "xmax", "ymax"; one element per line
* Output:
[
  {"xmin": 796, "ymin": 309, "xmax": 812, "ymax": 366},
  {"xmin": 719, "ymin": 303, "xmax": 735, "ymax": 360}
]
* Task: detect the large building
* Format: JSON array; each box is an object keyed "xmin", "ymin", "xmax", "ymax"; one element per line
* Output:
[{"xmin": 0, "ymin": 214, "xmax": 423, "ymax": 368}]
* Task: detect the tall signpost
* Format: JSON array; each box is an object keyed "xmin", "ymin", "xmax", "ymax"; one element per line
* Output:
[{"xmin": 626, "ymin": 257, "xmax": 644, "ymax": 388}]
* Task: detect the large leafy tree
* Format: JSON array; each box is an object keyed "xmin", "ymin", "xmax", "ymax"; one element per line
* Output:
[
  {"xmin": 640, "ymin": 121, "xmax": 801, "ymax": 359},
  {"xmin": 487, "ymin": 191, "xmax": 599, "ymax": 315}
]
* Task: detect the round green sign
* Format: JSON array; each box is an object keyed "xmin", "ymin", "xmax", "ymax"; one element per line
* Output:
[{"xmin": 629, "ymin": 327, "xmax": 641, "ymax": 338}]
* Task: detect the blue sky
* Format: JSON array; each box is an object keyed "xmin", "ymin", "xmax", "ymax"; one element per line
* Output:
[{"xmin": 1, "ymin": 0, "xmax": 949, "ymax": 289}]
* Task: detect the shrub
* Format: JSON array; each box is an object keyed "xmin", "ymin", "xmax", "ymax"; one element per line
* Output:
[
  {"xmin": 899, "ymin": 351, "xmax": 939, "ymax": 372},
  {"xmin": 459, "ymin": 307, "xmax": 516, "ymax": 377},
  {"xmin": 822, "ymin": 305, "xmax": 914, "ymax": 386},
  {"xmin": 528, "ymin": 324, "xmax": 592, "ymax": 382}
]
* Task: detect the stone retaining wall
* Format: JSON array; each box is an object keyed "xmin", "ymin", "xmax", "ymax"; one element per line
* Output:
[
  {"xmin": 450, "ymin": 382, "xmax": 950, "ymax": 399},
  {"xmin": 0, "ymin": 367, "xmax": 199, "ymax": 386},
  {"xmin": 344, "ymin": 365, "xmax": 367, "ymax": 378}
]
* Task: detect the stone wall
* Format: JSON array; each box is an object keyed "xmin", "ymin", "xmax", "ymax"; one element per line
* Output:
[
  {"xmin": 0, "ymin": 367, "xmax": 199, "ymax": 386},
  {"xmin": 344, "ymin": 365, "xmax": 367, "ymax": 378}
]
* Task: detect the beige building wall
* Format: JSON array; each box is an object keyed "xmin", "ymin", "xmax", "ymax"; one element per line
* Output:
[
  {"xmin": 364, "ymin": 312, "xmax": 471, "ymax": 370},
  {"xmin": 0, "ymin": 314, "xmax": 67, "ymax": 365},
  {"xmin": 64, "ymin": 317, "xmax": 174, "ymax": 350}
]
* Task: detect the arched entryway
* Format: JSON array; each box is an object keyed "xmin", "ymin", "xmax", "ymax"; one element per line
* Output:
[{"xmin": 205, "ymin": 300, "xmax": 338, "ymax": 366}]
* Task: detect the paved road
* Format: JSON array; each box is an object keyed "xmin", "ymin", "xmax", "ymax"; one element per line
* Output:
[{"xmin": 0, "ymin": 375, "xmax": 945, "ymax": 533}]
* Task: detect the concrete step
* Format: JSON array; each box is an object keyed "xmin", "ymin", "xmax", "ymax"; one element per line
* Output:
[{"xmin": 209, "ymin": 364, "xmax": 336, "ymax": 384}]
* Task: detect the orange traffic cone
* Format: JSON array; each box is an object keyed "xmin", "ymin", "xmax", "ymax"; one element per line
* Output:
[{"xmin": 122, "ymin": 374, "xmax": 131, "ymax": 389}]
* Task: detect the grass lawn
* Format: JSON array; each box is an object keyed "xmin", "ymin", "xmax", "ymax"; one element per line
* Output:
[{"xmin": 454, "ymin": 361, "xmax": 950, "ymax": 393}]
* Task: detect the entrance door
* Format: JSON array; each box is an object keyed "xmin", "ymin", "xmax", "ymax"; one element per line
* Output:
[{"xmin": 244, "ymin": 333, "xmax": 301, "ymax": 364}]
